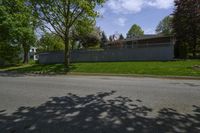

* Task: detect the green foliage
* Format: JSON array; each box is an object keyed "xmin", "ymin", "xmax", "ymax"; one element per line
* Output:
[
  {"xmin": 77, "ymin": 27, "xmax": 101, "ymax": 48},
  {"xmin": 0, "ymin": 42, "xmax": 20, "ymax": 65},
  {"xmin": 0, "ymin": 0, "xmax": 106, "ymax": 66},
  {"xmin": 71, "ymin": 18, "xmax": 96, "ymax": 49},
  {"xmin": 156, "ymin": 16, "xmax": 173, "ymax": 35},
  {"xmin": 31, "ymin": 0, "xmax": 106, "ymax": 66},
  {"xmin": 127, "ymin": 24, "xmax": 144, "ymax": 38},
  {"xmin": 173, "ymin": 0, "xmax": 200, "ymax": 58},
  {"xmin": 0, "ymin": 0, "xmax": 37, "ymax": 64},
  {"xmin": 0, "ymin": 1, "xmax": 21, "ymax": 64},
  {"xmin": 72, "ymin": 18, "xmax": 95, "ymax": 39},
  {"xmin": 37, "ymin": 33, "xmax": 64, "ymax": 52}
]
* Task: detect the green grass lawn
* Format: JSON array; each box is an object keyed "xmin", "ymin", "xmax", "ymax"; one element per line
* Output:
[{"xmin": 0, "ymin": 60, "xmax": 200, "ymax": 77}]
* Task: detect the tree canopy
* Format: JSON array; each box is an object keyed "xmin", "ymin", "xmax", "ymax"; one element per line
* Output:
[
  {"xmin": 173, "ymin": 0, "xmax": 200, "ymax": 58},
  {"xmin": 74, "ymin": 27, "xmax": 101, "ymax": 49},
  {"xmin": 156, "ymin": 16, "xmax": 173, "ymax": 36},
  {"xmin": 37, "ymin": 33, "xmax": 64, "ymax": 52},
  {"xmin": 0, "ymin": 0, "xmax": 37, "ymax": 64},
  {"xmin": 31, "ymin": 0, "xmax": 106, "ymax": 67},
  {"xmin": 127, "ymin": 24, "xmax": 144, "ymax": 38}
]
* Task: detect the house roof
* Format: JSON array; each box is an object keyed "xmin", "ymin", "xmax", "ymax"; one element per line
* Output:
[
  {"xmin": 105, "ymin": 34, "xmax": 174, "ymax": 45},
  {"xmin": 124, "ymin": 34, "xmax": 172, "ymax": 42}
]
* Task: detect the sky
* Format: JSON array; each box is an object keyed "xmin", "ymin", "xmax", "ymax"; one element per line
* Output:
[{"xmin": 96, "ymin": 0, "xmax": 174, "ymax": 37}]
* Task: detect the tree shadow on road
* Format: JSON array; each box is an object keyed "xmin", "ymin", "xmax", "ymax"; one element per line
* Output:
[
  {"xmin": 0, "ymin": 64, "xmax": 77, "ymax": 77},
  {"xmin": 0, "ymin": 91, "xmax": 199, "ymax": 133}
]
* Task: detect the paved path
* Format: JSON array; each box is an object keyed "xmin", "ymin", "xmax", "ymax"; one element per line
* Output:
[{"xmin": 0, "ymin": 75, "xmax": 200, "ymax": 133}]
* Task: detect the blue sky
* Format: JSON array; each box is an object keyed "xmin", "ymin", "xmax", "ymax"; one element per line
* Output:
[{"xmin": 96, "ymin": 0, "xmax": 174, "ymax": 37}]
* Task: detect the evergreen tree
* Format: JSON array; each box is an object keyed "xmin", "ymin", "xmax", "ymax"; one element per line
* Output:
[
  {"xmin": 119, "ymin": 34, "xmax": 124, "ymax": 40},
  {"xmin": 109, "ymin": 36, "xmax": 113, "ymax": 42},
  {"xmin": 100, "ymin": 31, "xmax": 108, "ymax": 48},
  {"xmin": 173, "ymin": 0, "xmax": 200, "ymax": 58}
]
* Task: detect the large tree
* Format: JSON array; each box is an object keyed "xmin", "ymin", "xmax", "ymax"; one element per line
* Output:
[
  {"xmin": 31, "ymin": 0, "xmax": 105, "ymax": 67},
  {"xmin": 156, "ymin": 16, "xmax": 173, "ymax": 36},
  {"xmin": 173, "ymin": 0, "xmax": 200, "ymax": 58},
  {"xmin": 0, "ymin": 3, "xmax": 20, "ymax": 64},
  {"xmin": 127, "ymin": 24, "xmax": 144, "ymax": 38},
  {"xmin": 0, "ymin": 0, "xmax": 37, "ymax": 64}
]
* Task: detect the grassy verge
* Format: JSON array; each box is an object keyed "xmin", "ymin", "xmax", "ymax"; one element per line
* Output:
[
  {"xmin": 0, "ymin": 60, "xmax": 200, "ymax": 77},
  {"xmin": 0, "ymin": 64, "xmax": 66, "ymax": 74}
]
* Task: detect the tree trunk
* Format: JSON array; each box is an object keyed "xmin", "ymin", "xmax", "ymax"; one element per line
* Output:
[
  {"xmin": 192, "ymin": 47, "xmax": 196, "ymax": 58},
  {"xmin": 23, "ymin": 49, "xmax": 29, "ymax": 64},
  {"xmin": 192, "ymin": 37, "xmax": 197, "ymax": 58},
  {"xmin": 64, "ymin": 32, "xmax": 70, "ymax": 68},
  {"xmin": 22, "ymin": 44, "xmax": 29, "ymax": 64}
]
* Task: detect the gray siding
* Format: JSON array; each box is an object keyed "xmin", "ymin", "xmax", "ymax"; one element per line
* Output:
[{"xmin": 39, "ymin": 44, "xmax": 174, "ymax": 64}]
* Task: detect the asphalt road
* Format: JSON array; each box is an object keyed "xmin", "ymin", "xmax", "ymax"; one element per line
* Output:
[{"xmin": 0, "ymin": 75, "xmax": 200, "ymax": 133}]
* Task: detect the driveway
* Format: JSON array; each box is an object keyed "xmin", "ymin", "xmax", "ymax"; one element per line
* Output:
[{"xmin": 0, "ymin": 75, "xmax": 200, "ymax": 133}]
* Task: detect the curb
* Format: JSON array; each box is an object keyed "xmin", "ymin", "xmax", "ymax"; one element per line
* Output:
[
  {"xmin": 0, "ymin": 71, "xmax": 200, "ymax": 80},
  {"xmin": 67, "ymin": 72, "xmax": 200, "ymax": 80}
]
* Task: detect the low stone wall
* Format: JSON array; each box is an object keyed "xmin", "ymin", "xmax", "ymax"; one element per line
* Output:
[{"xmin": 39, "ymin": 44, "xmax": 174, "ymax": 64}]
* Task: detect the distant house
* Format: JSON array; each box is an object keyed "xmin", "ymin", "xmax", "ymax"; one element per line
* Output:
[
  {"xmin": 105, "ymin": 34, "xmax": 175, "ymax": 49},
  {"xmin": 29, "ymin": 47, "xmax": 38, "ymax": 61}
]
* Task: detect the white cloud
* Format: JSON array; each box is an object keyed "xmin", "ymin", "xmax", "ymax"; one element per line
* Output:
[
  {"xmin": 107, "ymin": 0, "xmax": 143, "ymax": 13},
  {"xmin": 147, "ymin": 0, "xmax": 174, "ymax": 9},
  {"xmin": 115, "ymin": 17, "xmax": 127, "ymax": 26},
  {"xmin": 107, "ymin": 0, "xmax": 174, "ymax": 14}
]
